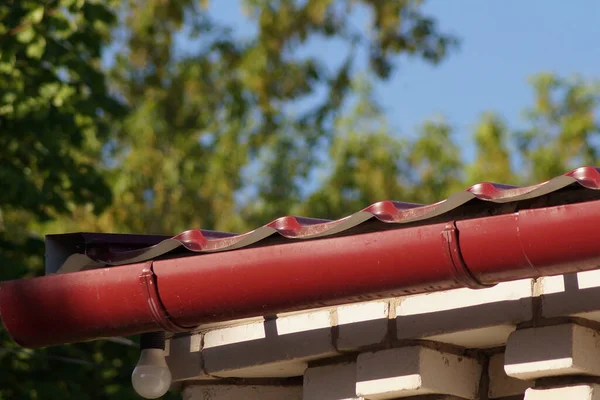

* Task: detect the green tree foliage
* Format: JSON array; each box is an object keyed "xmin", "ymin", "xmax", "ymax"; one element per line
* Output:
[
  {"xmin": 0, "ymin": 0, "xmax": 125, "ymax": 223},
  {"xmin": 0, "ymin": 0, "xmax": 124, "ymax": 277},
  {"xmin": 467, "ymin": 113, "xmax": 513, "ymax": 184},
  {"xmin": 2, "ymin": 1, "xmax": 600, "ymax": 399},
  {"xmin": 300, "ymin": 79, "xmax": 408, "ymax": 219},
  {"xmin": 405, "ymin": 117, "xmax": 463, "ymax": 203},
  {"xmin": 92, "ymin": 0, "xmax": 457, "ymax": 234},
  {"xmin": 0, "ymin": 1, "xmax": 147, "ymax": 399},
  {"xmin": 466, "ymin": 74, "xmax": 600, "ymax": 188},
  {"xmin": 517, "ymin": 73, "xmax": 600, "ymax": 182}
]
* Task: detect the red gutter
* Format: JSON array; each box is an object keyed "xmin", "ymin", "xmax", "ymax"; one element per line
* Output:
[{"xmin": 1, "ymin": 199, "xmax": 600, "ymax": 348}]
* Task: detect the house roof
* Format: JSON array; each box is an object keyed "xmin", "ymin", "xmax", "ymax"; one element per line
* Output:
[
  {"xmin": 48, "ymin": 166, "xmax": 600, "ymax": 274},
  {"xmin": 7, "ymin": 166, "xmax": 600, "ymax": 348}
]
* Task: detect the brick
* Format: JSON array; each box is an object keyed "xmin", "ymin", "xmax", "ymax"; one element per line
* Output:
[
  {"xmin": 336, "ymin": 301, "xmax": 390, "ymax": 351},
  {"xmin": 487, "ymin": 353, "xmax": 532, "ymax": 398},
  {"xmin": 166, "ymin": 334, "xmax": 212, "ymax": 381},
  {"xmin": 425, "ymin": 325, "xmax": 516, "ymax": 349},
  {"xmin": 202, "ymin": 310, "xmax": 337, "ymax": 378},
  {"xmin": 396, "ymin": 279, "xmax": 533, "ymax": 348},
  {"xmin": 524, "ymin": 384, "xmax": 600, "ymax": 400},
  {"xmin": 303, "ymin": 362, "xmax": 362, "ymax": 400},
  {"xmin": 182, "ymin": 384, "xmax": 302, "ymax": 400},
  {"xmin": 540, "ymin": 272, "xmax": 600, "ymax": 322},
  {"xmin": 355, "ymin": 346, "xmax": 481, "ymax": 399},
  {"xmin": 505, "ymin": 323, "xmax": 600, "ymax": 380}
]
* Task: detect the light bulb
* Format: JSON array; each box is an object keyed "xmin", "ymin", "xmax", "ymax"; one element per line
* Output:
[
  {"xmin": 131, "ymin": 333, "xmax": 172, "ymax": 399},
  {"xmin": 132, "ymin": 348, "xmax": 171, "ymax": 399}
]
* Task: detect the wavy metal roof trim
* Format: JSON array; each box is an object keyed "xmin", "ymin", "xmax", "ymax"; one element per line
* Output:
[{"xmin": 52, "ymin": 166, "xmax": 600, "ymax": 274}]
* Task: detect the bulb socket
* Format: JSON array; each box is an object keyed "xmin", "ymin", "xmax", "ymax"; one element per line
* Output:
[{"xmin": 140, "ymin": 331, "xmax": 166, "ymax": 350}]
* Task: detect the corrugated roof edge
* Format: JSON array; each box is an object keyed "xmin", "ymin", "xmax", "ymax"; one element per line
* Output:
[{"xmin": 50, "ymin": 166, "xmax": 600, "ymax": 274}]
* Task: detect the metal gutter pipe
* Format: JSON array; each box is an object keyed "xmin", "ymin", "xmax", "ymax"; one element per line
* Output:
[{"xmin": 1, "ymin": 199, "xmax": 600, "ymax": 348}]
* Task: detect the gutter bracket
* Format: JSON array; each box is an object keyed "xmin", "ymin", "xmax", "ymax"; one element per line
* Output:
[
  {"xmin": 442, "ymin": 222, "xmax": 490, "ymax": 289},
  {"xmin": 139, "ymin": 262, "xmax": 192, "ymax": 333}
]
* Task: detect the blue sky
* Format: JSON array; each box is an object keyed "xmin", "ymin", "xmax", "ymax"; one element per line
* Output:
[
  {"xmin": 206, "ymin": 0, "xmax": 600, "ymax": 162},
  {"xmin": 380, "ymin": 1, "xmax": 600, "ymax": 148}
]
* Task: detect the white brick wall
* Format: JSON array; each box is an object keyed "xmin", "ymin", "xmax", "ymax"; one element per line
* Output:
[
  {"xmin": 396, "ymin": 279, "xmax": 533, "ymax": 348},
  {"xmin": 356, "ymin": 346, "xmax": 481, "ymax": 399},
  {"xmin": 525, "ymin": 384, "xmax": 600, "ymax": 400},
  {"xmin": 336, "ymin": 301, "xmax": 389, "ymax": 351},
  {"xmin": 182, "ymin": 385, "xmax": 302, "ymax": 400},
  {"xmin": 487, "ymin": 353, "xmax": 532, "ymax": 398},
  {"xmin": 202, "ymin": 309, "xmax": 338, "ymax": 378},
  {"xmin": 172, "ymin": 272, "xmax": 600, "ymax": 400},
  {"xmin": 505, "ymin": 323, "xmax": 600, "ymax": 380},
  {"xmin": 303, "ymin": 362, "xmax": 361, "ymax": 400}
]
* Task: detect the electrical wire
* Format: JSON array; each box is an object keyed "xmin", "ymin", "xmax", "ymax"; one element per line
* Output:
[{"xmin": 0, "ymin": 336, "xmax": 139, "ymax": 368}]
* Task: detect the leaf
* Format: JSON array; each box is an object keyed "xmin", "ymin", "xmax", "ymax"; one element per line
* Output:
[
  {"xmin": 27, "ymin": 6, "xmax": 45, "ymax": 24},
  {"xmin": 26, "ymin": 36, "xmax": 46, "ymax": 59},
  {"xmin": 16, "ymin": 27, "xmax": 36, "ymax": 44}
]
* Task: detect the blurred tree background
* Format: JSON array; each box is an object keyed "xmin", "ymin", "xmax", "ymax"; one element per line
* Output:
[{"xmin": 1, "ymin": 0, "xmax": 600, "ymax": 399}]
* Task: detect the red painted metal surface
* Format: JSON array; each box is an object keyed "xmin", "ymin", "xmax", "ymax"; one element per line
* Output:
[
  {"xmin": 49, "ymin": 166, "xmax": 600, "ymax": 273},
  {"xmin": 2, "ymin": 193, "xmax": 600, "ymax": 348}
]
